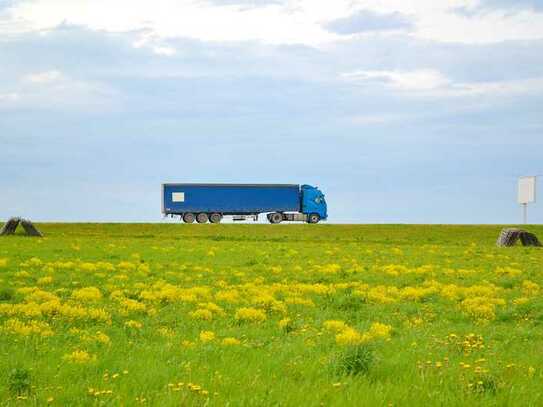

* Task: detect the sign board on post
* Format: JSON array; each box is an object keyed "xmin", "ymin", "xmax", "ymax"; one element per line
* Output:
[
  {"xmin": 518, "ymin": 176, "xmax": 536, "ymax": 204},
  {"xmin": 518, "ymin": 176, "xmax": 536, "ymax": 224}
]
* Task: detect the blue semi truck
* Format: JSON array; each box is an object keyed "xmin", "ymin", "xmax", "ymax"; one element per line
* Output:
[{"xmin": 162, "ymin": 183, "xmax": 327, "ymax": 224}]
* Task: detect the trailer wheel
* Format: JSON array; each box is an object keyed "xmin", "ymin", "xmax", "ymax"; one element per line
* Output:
[
  {"xmin": 209, "ymin": 213, "xmax": 222, "ymax": 224},
  {"xmin": 183, "ymin": 213, "xmax": 195, "ymax": 223},
  {"xmin": 196, "ymin": 213, "xmax": 209, "ymax": 223},
  {"xmin": 269, "ymin": 213, "xmax": 283, "ymax": 224},
  {"xmin": 308, "ymin": 213, "xmax": 320, "ymax": 224}
]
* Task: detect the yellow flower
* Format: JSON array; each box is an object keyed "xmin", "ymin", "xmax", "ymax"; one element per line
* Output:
[
  {"xmin": 285, "ymin": 297, "xmax": 315, "ymax": 307},
  {"xmin": 199, "ymin": 302, "xmax": 225, "ymax": 315},
  {"xmin": 2, "ymin": 318, "xmax": 54, "ymax": 337},
  {"xmin": 362, "ymin": 285, "xmax": 398, "ymax": 304},
  {"xmin": 15, "ymin": 271, "xmax": 31, "ymax": 279},
  {"xmin": 199, "ymin": 331, "xmax": 215, "ymax": 342},
  {"xmin": 118, "ymin": 261, "xmax": 136, "ymax": 271},
  {"xmin": 235, "ymin": 307, "xmax": 267, "ymax": 323},
  {"xmin": 335, "ymin": 327, "xmax": 369, "ymax": 345},
  {"xmin": 137, "ymin": 263, "xmax": 150, "ymax": 273},
  {"xmin": 120, "ymin": 299, "xmax": 146, "ymax": 313},
  {"xmin": 522, "ymin": 280, "xmax": 540, "ymax": 296},
  {"xmin": 158, "ymin": 327, "xmax": 175, "ymax": 337},
  {"xmin": 323, "ymin": 320, "xmax": 347, "ymax": 333},
  {"xmin": 125, "ymin": 320, "xmax": 143, "ymax": 329},
  {"xmin": 495, "ymin": 266, "xmax": 521, "ymax": 277},
  {"xmin": 460, "ymin": 297, "xmax": 501, "ymax": 320},
  {"xmin": 278, "ymin": 318, "xmax": 292, "ymax": 330},
  {"xmin": 513, "ymin": 297, "xmax": 529, "ymax": 306},
  {"xmin": 37, "ymin": 276, "xmax": 54, "ymax": 286},
  {"xmin": 95, "ymin": 331, "xmax": 111, "ymax": 344},
  {"xmin": 368, "ymin": 322, "xmax": 392, "ymax": 339},
  {"xmin": 215, "ymin": 290, "xmax": 240, "ymax": 304},
  {"xmin": 189, "ymin": 309, "xmax": 213, "ymax": 321},
  {"xmin": 25, "ymin": 289, "xmax": 59, "ymax": 303},
  {"xmin": 79, "ymin": 262, "xmax": 97, "ymax": 273},
  {"xmin": 63, "ymin": 350, "xmax": 95, "ymax": 364},
  {"xmin": 222, "ymin": 337, "xmax": 241, "ymax": 346},
  {"xmin": 319, "ymin": 264, "xmax": 341, "ymax": 274},
  {"xmin": 72, "ymin": 287, "xmax": 102, "ymax": 302}
]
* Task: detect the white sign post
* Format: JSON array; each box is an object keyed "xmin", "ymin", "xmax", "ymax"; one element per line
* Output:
[{"xmin": 518, "ymin": 176, "xmax": 536, "ymax": 224}]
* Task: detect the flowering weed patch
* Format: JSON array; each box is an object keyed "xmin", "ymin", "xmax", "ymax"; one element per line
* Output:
[{"xmin": 0, "ymin": 224, "xmax": 542, "ymax": 405}]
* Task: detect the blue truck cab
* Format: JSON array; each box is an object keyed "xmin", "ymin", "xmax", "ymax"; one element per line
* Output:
[
  {"xmin": 301, "ymin": 185, "xmax": 327, "ymax": 221},
  {"xmin": 162, "ymin": 183, "xmax": 328, "ymax": 224}
]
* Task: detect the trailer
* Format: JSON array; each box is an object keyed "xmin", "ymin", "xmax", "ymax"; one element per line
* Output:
[{"xmin": 162, "ymin": 183, "xmax": 327, "ymax": 224}]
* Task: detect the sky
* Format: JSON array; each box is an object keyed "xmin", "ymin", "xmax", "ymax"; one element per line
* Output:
[{"xmin": 0, "ymin": 0, "xmax": 542, "ymax": 224}]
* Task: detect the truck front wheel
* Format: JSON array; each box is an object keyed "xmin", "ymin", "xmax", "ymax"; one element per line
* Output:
[
  {"xmin": 183, "ymin": 213, "xmax": 195, "ymax": 223},
  {"xmin": 308, "ymin": 213, "xmax": 320, "ymax": 224}
]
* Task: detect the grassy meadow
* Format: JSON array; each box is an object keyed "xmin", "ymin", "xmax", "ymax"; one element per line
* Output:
[{"xmin": 1, "ymin": 223, "xmax": 543, "ymax": 406}]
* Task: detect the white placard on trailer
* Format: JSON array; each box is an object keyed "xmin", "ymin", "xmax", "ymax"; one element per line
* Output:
[
  {"xmin": 518, "ymin": 176, "xmax": 536, "ymax": 204},
  {"xmin": 172, "ymin": 192, "xmax": 185, "ymax": 202}
]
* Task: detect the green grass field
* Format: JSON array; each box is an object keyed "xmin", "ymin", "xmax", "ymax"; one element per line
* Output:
[{"xmin": 1, "ymin": 224, "xmax": 542, "ymax": 406}]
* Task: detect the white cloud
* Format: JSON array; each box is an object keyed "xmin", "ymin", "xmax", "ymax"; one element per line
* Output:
[
  {"xmin": 131, "ymin": 32, "xmax": 177, "ymax": 56},
  {"xmin": 450, "ymin": 76, "xmax": 543, "ymax": 97},
  {"xmin": 341, "ymin": 68, "xmax": 543, "ymax": 98},
  {"xmin": 459, "ymin": 0, "xmax": 543, "ymax": 14},
  {"xmin": 0, "ymin": 92, "xmax": 20, "ymax": 101},
  {"xmin": 2, "ymin": 69, "xmax": 117, "ymax": 111},
  {"xmin": 152, "ymin": 45, "xmax": 176, "ymax": 56},
  {"xmin": 325, "ymin": 10, "xmax": 414, "ymax": 35},
  {"xmin": 4, "ymin": 0, "xmax": 542, "ymax": 46},
  {"xmin": 203, "ymin": 0, "xmax": 283, "ymax": 9},
  {"xmin": 348, "ymin": 113, "xmax": 414, "ymax": 125},
  {"xmin": 23, "ymin": 70, "xmax": 62, "ymax": 84},
  {"xmin": 341, "ymin": 69, "xmax": 450, "ymax": 91},
  {"xmin": 7, "ymin": 0, "xmax": 337, "ymax": 45}
]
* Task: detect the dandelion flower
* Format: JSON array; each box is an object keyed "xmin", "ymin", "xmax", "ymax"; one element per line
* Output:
[
  {"xmin": 63, "ymin": 350, "xmax": 95, "ymax": 364},
  {"xmin": 235, "ymin": 307, "xmax": 267, "ymax": 323},
  {"xmin": 199, "ymin": 331, "xmax": 215, "ymax": 342},
  {"xmin": 222, "ymin": 337, "xmax": 241, "ymax": 346}
]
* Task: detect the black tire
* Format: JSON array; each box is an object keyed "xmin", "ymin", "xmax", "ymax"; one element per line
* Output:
[
  {"xmin": 496, "ymin": 228, "xmax": 521, "ymax": 247},
  {"xmin": 209, "ymin": 213, "xmax": 222, "ymax": 224},
  {"xmin": 269, "ymin": 213, "xmax": 283, "ymax": 224},
  {"xmin": 308, "ymin": 213, "xmax": 320, "ymax": 224},
  {"xmin": 183, "ymin": 213, "xmax": 195, "ymax": 223},
  {"xmin": 196, "ymin": 213, "xmax": 209, "ymax": 224},
  {"xmin": 496, "ymin": 228, "xmax": 542, "ymax": 247}
]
